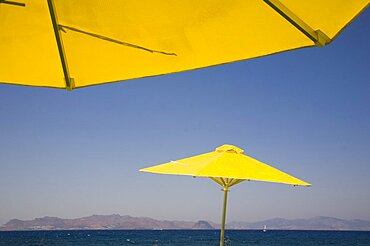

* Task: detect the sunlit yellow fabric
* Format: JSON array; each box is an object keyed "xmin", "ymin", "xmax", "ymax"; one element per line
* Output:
[
  {"xmin": 0, "ymin": 0, "xmax": 368, "ymax": 89},
  {"xmin": 140, "ymin": 144, "xmax": 311, "ymax": 187}
]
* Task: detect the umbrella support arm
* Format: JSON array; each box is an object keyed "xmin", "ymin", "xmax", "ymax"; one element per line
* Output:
[
  {"xmin": 263, "ymin": 0, "xmax": 331, "ymax": 47},
  {"xmin": 220, "ymin": 186, "xmax": 229, "ymax": 246}
]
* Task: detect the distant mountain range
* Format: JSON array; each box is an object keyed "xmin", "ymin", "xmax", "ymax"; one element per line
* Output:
[
  {"xmin": 0, "ymin": 215, "xmax": 213, "ymax": 231},
  {"xmin": 228, "ymin": 217, "xmax": 370, "ymax": 231},
  {"xmin": 1, "ymin": 215, "xmax": 370, "ymax": 231}
]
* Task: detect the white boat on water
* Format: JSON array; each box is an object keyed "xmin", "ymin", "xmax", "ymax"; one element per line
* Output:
[{"xmin": 263, "ymin": 225, "xmax": 267, "ymax": 232}]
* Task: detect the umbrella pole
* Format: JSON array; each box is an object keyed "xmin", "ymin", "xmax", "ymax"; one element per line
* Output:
[{"xmin": 220, "ymin": 186, "xmax": 229, "ymax": 246}]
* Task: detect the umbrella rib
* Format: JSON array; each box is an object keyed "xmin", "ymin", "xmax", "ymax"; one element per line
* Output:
[
  {"xmin": 47, "ymin": 0, "xmax": 74, "ymax": 90},
  {"xmin": 228, "ymin": 179, "xmax": 244, "ymax": 187},
  {"xmin": 58, "ymin": 25, "xmax": 177, "ymax": 57},
  {"xmin": 263, "ymin": 0, "xmax": 331, "ymax": 47},
  {"xmin": 210, "ymin": 177, "xmax": 224, "ymax": 187},
  {"xmin": 0, "ymin": 0, "xmax": 25, "ymax": 7},
  {"xmin": 0, "ymin": 0, "xmax": 25, "ymax": 6},
  {"xmin": 219, "ymin": 178, "xmax": 227, "ymax": 187}
]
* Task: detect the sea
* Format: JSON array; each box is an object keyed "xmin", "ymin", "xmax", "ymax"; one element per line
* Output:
[{"xmin": 1, "ymin": 230, "xmax": 370, "ymax": 246}]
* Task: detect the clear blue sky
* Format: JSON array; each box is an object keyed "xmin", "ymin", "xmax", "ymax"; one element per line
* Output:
[{"xmin": 0, "ymin": 10, "xmax": 369, "ymax": 226}]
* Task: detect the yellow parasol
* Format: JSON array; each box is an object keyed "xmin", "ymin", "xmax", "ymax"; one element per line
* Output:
[
  {"xmin": 140, "ymin": 144, "xmax": 310, "ymax": 246},
  {"xmin": 0, "ymin": 0, "xmax": 368, "ymax": 90}
]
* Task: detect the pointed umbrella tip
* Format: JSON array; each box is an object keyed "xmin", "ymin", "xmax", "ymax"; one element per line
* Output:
[
  {"xmin": 293, "ymin": 182, "xmax": 311, "ymax": 187},
  {"xmin": 215, "ymin": 144, "xmax": 244, "ymax": 154}
]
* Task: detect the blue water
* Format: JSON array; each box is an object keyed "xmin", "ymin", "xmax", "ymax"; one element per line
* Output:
[{"xmin": 1, "ymin": 230, "xmax": 370, "ymax": 246}]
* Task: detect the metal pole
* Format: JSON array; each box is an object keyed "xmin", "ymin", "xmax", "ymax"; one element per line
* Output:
[{"xmin": 220, "ymin": 186, "xmax": 229, "ymax": 246}]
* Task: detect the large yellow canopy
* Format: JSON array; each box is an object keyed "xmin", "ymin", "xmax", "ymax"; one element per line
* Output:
[
  {"xmin": 0, "ymin": 0, "xmax": 368, "ymax": 90},
  {"xmin": 140, "ymin": 144, "xmax": 310, "ymax": 187}
]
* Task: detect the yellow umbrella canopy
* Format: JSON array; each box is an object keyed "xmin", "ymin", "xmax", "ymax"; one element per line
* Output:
[
  {"xmin": 140, "ymin": 144, "xmax": 310, "ymax": 186},
  {"xmin": 140, "ymin": 144, "xmax": 310, "ymax": 246},
  {"xmin": 1, "ymin": 0, "xmax": 368, "ymax": 90}
]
